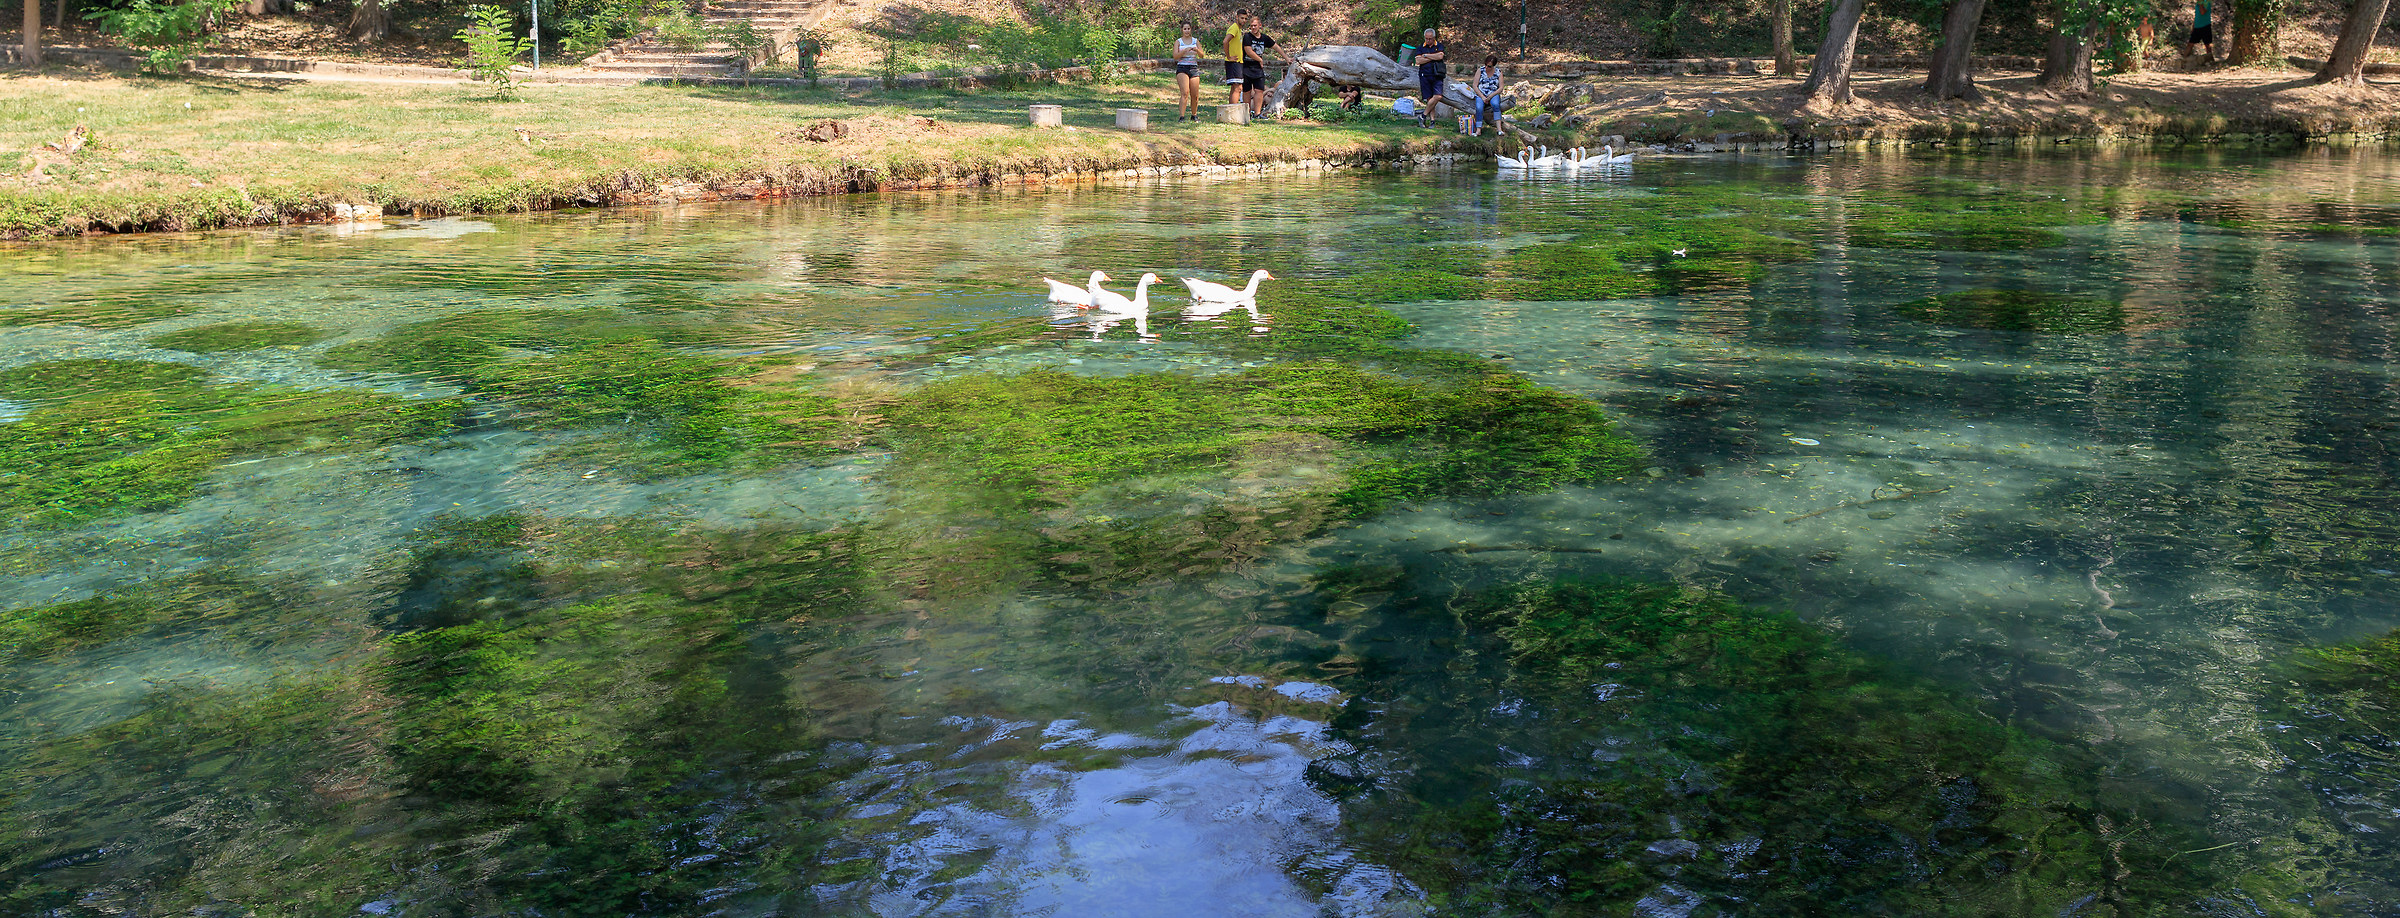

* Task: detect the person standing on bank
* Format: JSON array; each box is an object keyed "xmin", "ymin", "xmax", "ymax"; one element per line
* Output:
[
  {"xmin": 1173, "ymin": 21, "xmax": 1203, "ymax": 122},
  {"xmin": 1413, "ymin": 27, "xmax": 1446, "ymax": 128},
  {"xmin": 1224, "ymin": 11, "xmax": 1248, "ymax": 107},
  {"xmin": 1244, "ymin": 13, "xmax": 1278, "ymax": 119},
  {"xmin": 2189, "ymin": 0, "xmax": 2214, "ymax": 63}
]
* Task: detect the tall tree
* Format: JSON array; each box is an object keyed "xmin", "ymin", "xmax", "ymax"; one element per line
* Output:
[
  {"xmin": 2040, "ymin": 14, "xmax": 2105, "ymax": 92},
  {"xmin": 2227, "ymin": 0, "xmax": 2286, "ymax": 65},
  {"xmin": 1799, "ymin": 0, "xmax": 1866, "ymax": 106},
  {"xmin": 1773, "ymin": 0, "xmax": 1796, "ymax": 76},
  {"xmin": 1924, "ymin": 0, "xmax": 1992, "ymax": 100},
  {"xmin": 2312, "ymin": 0, "xmax": 2393, "ymax": 84},
  {"xmin": 22, "ymin": 0, "xmax": 40, "ymax": 67},
  {"xmin": 349, "ymin": 0, "xmax": 389, "ymax": 40}
]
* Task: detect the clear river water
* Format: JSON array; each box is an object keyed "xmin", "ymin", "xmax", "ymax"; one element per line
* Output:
[{"xmin": 3, "ymin": 149, "xmax": 2398, "ymax": 917}]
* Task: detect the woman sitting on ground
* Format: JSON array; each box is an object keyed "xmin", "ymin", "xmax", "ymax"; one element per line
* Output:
[
  {"xmin": 1471, "ymin": 55, "xmax": 1503, "ymax": 136},
  {"xmin": 1336, "ymin": 84, "xmax": 1362, "ymax": 112}
]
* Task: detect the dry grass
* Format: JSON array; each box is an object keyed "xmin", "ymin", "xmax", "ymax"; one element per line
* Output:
[
  {"xmin": 0, "ymin": 69, "xmax": 1438, "ymax": 237},
  {"xmin": 1531, "ymin": 66, "xmax": 2400, "ymax": 141}
]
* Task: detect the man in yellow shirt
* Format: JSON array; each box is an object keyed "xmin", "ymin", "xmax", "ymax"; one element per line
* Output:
[{"xmin": 1224, "ymin": 11, "xmax": 1247, "ymax": 106}]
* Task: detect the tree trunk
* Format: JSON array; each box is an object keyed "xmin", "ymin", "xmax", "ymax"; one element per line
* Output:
[
  {"xmin": 1798, "ymin": 0, "xmax": 1865, "ymax": 105},
  {"xmin": 1773, "ymin": 0, "xmax": 1795, "ymax": 77},
  {"xmin": 2313, "ymin": 0, "xmax": 2392, "ymax": 84},
  {"xmin": 1923, "ymin": 0, "xmax": 1990, "ymax": 100},
  {"xmin": 22, "ymin": 0, "xmax": 40, "ymax": 67},
  {"xmin": 51, "ymin": 0, "xmax": 65, "ymax": 31},
  {"xmin": 1262, "ymin": 45, "xmax": 1476, "ymax": 121},
  {"xmin": 2038, "ymin": 14, "xmax": 2103, "ymax": 92},
  {"xmin": 348, "ymin": 0, "xmax": 389, "ymax": 41},
  {"xmin": 2228, "ymin": 0, "xmax": 2285, "ymax": 65}
]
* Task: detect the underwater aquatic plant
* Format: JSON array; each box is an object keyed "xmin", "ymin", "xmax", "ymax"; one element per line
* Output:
[
  {"xmin": 1343, "ymin": 577, "xmax": 2227, "ymax": 916},
  {"xmin": 1892, "ymin": 289, "xmax": 2126, "ymax": 334},
  {"xmin": 146, "ymin": 320, "xmax": 330, "ymax": 353},
  {"xmin": 0, "ymin": 360, "xmax": 460, "ymax": 527}
]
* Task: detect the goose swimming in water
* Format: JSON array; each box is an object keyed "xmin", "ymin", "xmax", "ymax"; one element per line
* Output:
[
  {"xmin": 1092, "ymin": 272, "xmax": 1160, "ymax": 315},
  {"xmin": 1181, "ymin": 269, "xmax": 1275, "ymax": 304},
  {"xmin": 1043, "ymin": 270, "xmax": 1110, "ymax": 307}
]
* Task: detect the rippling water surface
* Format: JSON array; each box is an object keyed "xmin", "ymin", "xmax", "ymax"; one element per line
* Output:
[{"xmin": 4, "ymin": 149, "xmax": 2399, "ymax": 916}]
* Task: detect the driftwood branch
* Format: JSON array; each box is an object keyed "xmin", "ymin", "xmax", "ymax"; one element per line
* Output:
[{"xmin": 1264, "ymin": 45, "xmax": 1482, "ymax": 123}]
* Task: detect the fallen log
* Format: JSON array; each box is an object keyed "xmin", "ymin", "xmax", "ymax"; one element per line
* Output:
[{"xmin": 1265, "ymin": 45, "xmax": 1484, "ymax": 124}]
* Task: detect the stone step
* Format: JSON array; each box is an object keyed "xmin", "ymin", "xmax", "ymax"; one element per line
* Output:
[
  {"xmin": 608, "ymin": 50, "xmax": 744, "ymax": 60},
  {"xmin": 588, "ymin": 61, "xmax": 741, "ymax": 74}
]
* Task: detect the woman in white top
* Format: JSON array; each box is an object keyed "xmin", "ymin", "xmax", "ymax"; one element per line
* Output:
[{"xmin": 1172, "ymin": 22, "xmax": 1203, "ymax": 122}]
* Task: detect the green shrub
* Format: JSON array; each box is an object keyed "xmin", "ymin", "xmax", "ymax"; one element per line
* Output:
[
  {"xmin": 458, "ymin": 5, "xmax": 534, "ymax": 100},
  {"xmin": 82, "ymin": 0, "xmax": 240, "ymax": 72}
]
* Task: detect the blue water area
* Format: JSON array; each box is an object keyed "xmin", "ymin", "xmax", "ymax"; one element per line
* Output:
[{"xmin": 3, "ymin": 148, "xmax": 2398, "ymax": 916}]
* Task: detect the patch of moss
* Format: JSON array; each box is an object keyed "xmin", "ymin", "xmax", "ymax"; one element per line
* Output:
[
  {"xmin": 0, "ymin": 673, "xmax": 401, "ymax": 913},
  {"xmin": 1305, "ymin": 270, "xmax": 1489, "ymax": 304},
  {"xmin": 145, "ymin": 320, "xmax": 329, "ymax": 353},
  {"xmin": 2296, "ymin": 628, "xmax": 2400, "ymax": 726},
  {"xmin": 0, "ymin": 357, "xmax": 208, "ymax": 399},
  {"xmin": 1892, "ymin": 288, "xmax": 2126, "ymax": 334},
  {"xmin": 0, "ymin": 570, "xmax": 299, "ymax": 661},
  {"xmin": 1844, "ymin": 192, "xmax": 2099, "ymax": 252},
  {"xmin": 1358, "ymin": 578, "xmax": 2221, "ymax": 916},
  {"xmin": 0, "ymin": 360, "xmax": 461, "ymax": 527},
  {"xmin": 883, "ymin": 363, "xmax": 1640, "ymax": 517},
  {"xmin": 321, "ymin": 313, "xmax": 842, "ymax": 476},
  {"xmin": 0, "ymin": 294, "xmax": 204, "ymax": 329},
  {"xmin": 318, "ymin": 308, "xmax": 729, "ymax": 377}
]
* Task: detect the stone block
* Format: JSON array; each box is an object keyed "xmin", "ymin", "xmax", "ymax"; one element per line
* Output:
[
  {"xmin": 1115, "ymin": 108, "xmax": 1148, "ymax": 132},
  {"xmin": 1029, "ymin": 104, "xmax": 1063, "ymax": 127},
  {"xmin": 1217, "ymin": 103, "xmax": 1250, "ymax": 125}
]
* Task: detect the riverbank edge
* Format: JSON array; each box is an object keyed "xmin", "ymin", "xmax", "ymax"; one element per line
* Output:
[{"xmin": 10, "ymin": 109, "xmax": 2400, "ymax": 241}]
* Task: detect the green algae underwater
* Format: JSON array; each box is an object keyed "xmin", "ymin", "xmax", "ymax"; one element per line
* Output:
[{"xmin": 3, "ymin": 153, "xmax": 2400, "ymax": 915}]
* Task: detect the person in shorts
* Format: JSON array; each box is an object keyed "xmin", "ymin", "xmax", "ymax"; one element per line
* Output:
[
  {"xmin": 1243, "ymin": 13, "xmax": 1277, "ymax": 119},
  {"xmin": 1413, "ymin": 27, "xmax": 1447, "ymax": 128},
  {"xmin": 2188, "ymin": 0, "xmax": 2215, "ymax": 62},
  {"xmin": 1224, "ymin": 11, "xmax": 1248, "ymax": 106},
  {"xmin": 1173, "ymin": 21, "xmax": 1203, "ymax": 122}
]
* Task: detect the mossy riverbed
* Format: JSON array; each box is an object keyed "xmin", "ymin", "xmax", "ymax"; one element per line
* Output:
[{"xmin": 5, "ymin": 157, "xmax": 2399, "ymax": 914}]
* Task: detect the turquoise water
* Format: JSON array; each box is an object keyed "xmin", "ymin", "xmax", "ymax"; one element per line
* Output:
[{"xmin": 4, "ymin": 149, "xmax": 2399, "ymax": 916}]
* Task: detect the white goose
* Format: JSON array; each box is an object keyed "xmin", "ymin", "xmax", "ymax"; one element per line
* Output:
[
  {"xmin": 1497, "ymin": 141, "xmax": 1532, "ymax": 170},
  {"xmin": 1529, "ymin": 145, "xmax": 1570, "ymax": 169},
  {"xmin": 1043, "ymin": 270, "xmax": 1110, "ymax": 307},
  {"xmin": 1092, "ymin": 272, "xmax": 1160, "ymax": 315},
  {"xmin": 1596, "ymin": 144, "xmax": 1636, "ymax": 166},
  {"xmin": 1182, "ymin": 269, "xmax": 1274, "ymax": 304}
]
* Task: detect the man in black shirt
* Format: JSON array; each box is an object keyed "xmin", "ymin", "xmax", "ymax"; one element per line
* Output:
[
  {"xmin": 1244, "ymin": 13, "xmax": 1278, "ymax": 119},
  {"xmin": 1413, "ymin": 27, "xmax": 1446, "ymax": 128}
]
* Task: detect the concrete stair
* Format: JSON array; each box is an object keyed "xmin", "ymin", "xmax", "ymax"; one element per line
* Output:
[{"xmin": 585, "ymin": 0, "xmax": 824, "ymax": 78}]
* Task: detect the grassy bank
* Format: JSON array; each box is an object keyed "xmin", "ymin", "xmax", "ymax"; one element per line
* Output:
[
  {"xmin": 7, "ymin": 64, "xmax": 2400, "ymax": 240},
  {"xmin": 0, "ymin": 70, "xmax": 1447, "ymax": 239}
]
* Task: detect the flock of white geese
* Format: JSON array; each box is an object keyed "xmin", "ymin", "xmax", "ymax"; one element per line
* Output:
[
  {"xmin": 1040, "ymin": 269, "xmax": 1276, "ymax": 338},
  {"xmin": 1033, "ymin": 150, "xmax": 1632, "ymax": 339},
  {"xmin": 1497, "ymin": 143, "xmax": 1637, "ymax": 173}
]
